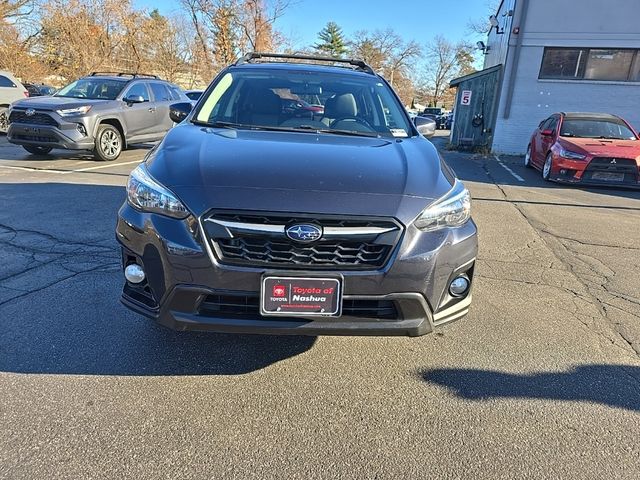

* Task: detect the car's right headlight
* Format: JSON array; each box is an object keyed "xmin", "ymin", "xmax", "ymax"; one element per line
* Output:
[
  {"xmin": 127, "ymin": 163, "xmax": 189, "ymax": 219},
  {"xmin": 56, "ymin": 105, "xmax": 92, "ymax": 117},
  {"xmin": 414, "ymin": 180, "xmax": 471, "ymax": 232}
]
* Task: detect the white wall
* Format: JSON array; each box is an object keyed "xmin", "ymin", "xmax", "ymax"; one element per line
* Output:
[{"xmin": 491, "ymin": 0, "xmax": 640, "ymax": 155}]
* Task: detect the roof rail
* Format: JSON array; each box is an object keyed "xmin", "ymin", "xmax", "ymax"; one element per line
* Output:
[
  {"xmin": 89, "ymin": 72, "xmax": 159, "ymax": 79},
  {"xmin": 234, "ymin": 52, "xmax": 375, "ymax": 75}
]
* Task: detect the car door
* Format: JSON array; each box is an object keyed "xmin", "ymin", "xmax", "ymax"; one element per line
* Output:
[
  {"xmin": 121, "ymin": 82, "xmax": 156, "ymax": 139},
  {"xmin": 149, "ymin": 82, "xmax": 174, "ymax": 134},
  {"xmin": 0, "ymin": 73, "xmax": 26, "ymax": 105},
  {"xmin": 533, "ymin": 117, "xmax": 552, "ymax": 166},
  {"xmin": 537, "ymin": 116, "xmax": 558, "ymax": 166}
]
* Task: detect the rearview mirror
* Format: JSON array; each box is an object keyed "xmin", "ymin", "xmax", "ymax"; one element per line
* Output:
[
  {"xmin": 124, "ymin": 95, "xmax": 146, "ymax": 104},
  {"xmin": 414, "ymin": 115, "xmax": 436, "ymax": 138},
  {"xmin": 541, "ymin": 128, "xmax": 554, "ymax": 136},
  {"xmin": 169, "ymin": 102, "xmax": 192, "ymax": 123},
  {"xmin": 290, "ymin": 84, "xmax": 323, "ymax": 95}
]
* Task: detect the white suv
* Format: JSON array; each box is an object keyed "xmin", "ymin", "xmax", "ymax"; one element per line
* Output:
[{"xmin": 0, "ymin": 71, "xmax": 29, "ymax": 133}]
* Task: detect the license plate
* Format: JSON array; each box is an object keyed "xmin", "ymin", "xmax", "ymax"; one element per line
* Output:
[
  {"xmin": 591, "ymin": 172, "xmax": 625, "ymax": 182},
  {"xmin": 261, "ymin": 276, "xmax": 342, "ymax": 317}
]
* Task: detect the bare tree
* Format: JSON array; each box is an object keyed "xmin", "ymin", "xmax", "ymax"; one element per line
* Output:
[
  {"xmin": 420, "ymin": 35, "xmax": 474, "ymax": 108},
  {"xmin": 349, "ymin": 29, "xmax": 421, "ymax": 104}
]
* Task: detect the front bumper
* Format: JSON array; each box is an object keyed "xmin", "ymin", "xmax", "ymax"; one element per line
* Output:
[
  {"xmin": 550, "ymin": 157, "xmax": 640, "ymax": 188},
  {"xmin": 7, "ymin": 118, "xmax": 94, "ymax": 150},
  {"xmin": 116, "ymin": 204, "xmax": 477, "ymax": 336}
]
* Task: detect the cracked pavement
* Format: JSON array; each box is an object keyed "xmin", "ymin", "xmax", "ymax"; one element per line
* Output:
[{"xmin": 1, "ymin": 134, "xmax": 639, "ymax": 479}]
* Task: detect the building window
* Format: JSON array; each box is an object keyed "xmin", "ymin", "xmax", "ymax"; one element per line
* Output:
[{"xmin": 539, "ymin": 47, "xmax": 638, "ymax": 82}]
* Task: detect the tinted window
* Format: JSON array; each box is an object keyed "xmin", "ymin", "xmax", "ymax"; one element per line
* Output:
[
  {"xmin": 125, "ymin": 83, "xmax": 150, "ymax": 102},
  {"xmin": 56, "ymin": 78, "xmax": 126, "ymax": 100},
  {"xmin": 560, "ymin": 119, "xmax": 636, "ymax": 140},
  {"xmin": 584, "ymin": 49, "xmax": 634, "ymax": 81},
  {"xmin": 150, "ymin": 83, "xmax": 171, "ymax": 101},
  {"xmin": 540, "ymin": 47, "xmax": 639, "ymax": 82},
  {"xmin": 0, "ymin": 75, "xmax": 16, "ymax": 88},
  {"xmin": 195, "ymin": 69, "xmax": 413, "ymax": 138},
  {"xmin": 168, "ymin": 86, "xmax": 183, "ymax": 101},
  {"xmin": 539, "ymin": 48, "xmax": 586, "ymax": 79}
]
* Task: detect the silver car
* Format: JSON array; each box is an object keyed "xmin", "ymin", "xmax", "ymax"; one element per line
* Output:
[
  {"xmin": 0, "ymin": 71, "xmax": 29, "ymax": 134},
  {"xmin": 7, "ymin": 72, "xmax": 190, "ymax": 160}
]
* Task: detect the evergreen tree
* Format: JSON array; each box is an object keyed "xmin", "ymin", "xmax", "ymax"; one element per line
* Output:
[{"xmin": 314, "ymin": 22, "xmax": 347, "ymax": 58}]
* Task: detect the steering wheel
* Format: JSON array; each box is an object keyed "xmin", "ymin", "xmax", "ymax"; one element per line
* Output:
[{"xmin": 330, "ymin": 116, "xmax": 374, "ymax": 131}]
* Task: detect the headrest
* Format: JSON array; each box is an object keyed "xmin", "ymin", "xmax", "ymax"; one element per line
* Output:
[
  {"xmin": 248, "ymin": 89, "xmax": 281, "ymax": 114},
  {"xmin": 323, "ymin": 93, "xmax": 357, "ymax": 118}
]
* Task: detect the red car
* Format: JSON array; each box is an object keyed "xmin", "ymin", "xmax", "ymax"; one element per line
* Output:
[{"xmin": 525, "ymin": 112, "xmax": 640, "ymax": 187}]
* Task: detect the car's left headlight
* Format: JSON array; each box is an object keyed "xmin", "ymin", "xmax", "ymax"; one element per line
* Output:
[
  {"xmin": 127, "ymin": 163, "xmax": 189, "ymax": 219},
  {"xmin": 56, "ymin": 105, "xmax": 92, "ymax": 117},
  {"xmin": 558, "ymin": 147, "xmax": 586, "ymax": 160},
  {"xmin": 414, "ymin": 180, "xmax": 471, "ymax": 232}
]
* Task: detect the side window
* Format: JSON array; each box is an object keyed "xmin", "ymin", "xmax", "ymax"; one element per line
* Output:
[
  {"xmin": 124, "ymin": 83, "xmax": 150, "ymax": 102},
  {"xmin": 168, "ymin": 86, "xmax": 182, "ymax": 101},
  {"xmin": 0, "ymin": 75, "xmax": 16, "ymax": 88},
  {"xmin": 150, "ymin": 83, "xmax": 171, "ymax": 101},
  {"xmin": 547, "ymin": 116, "xmax": 558, "ymax": 132},
  {"xmin": 541, "ymin": 117, "xmax": 554, "ymax": 130}
]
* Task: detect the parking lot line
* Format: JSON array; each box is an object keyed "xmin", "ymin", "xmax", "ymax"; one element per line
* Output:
[
  {"xmin": 65, "ymin": 159, "xmax": 141, "ymax": 173},
  {"xmin": 0, "ymin": 159, "xmax": 141, "ymax": 175},
  {"xmin": 494, "ymin": 155, "xmax": 525, "ymax": 182}
]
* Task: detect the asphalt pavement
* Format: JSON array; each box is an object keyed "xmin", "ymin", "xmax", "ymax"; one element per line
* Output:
[{"xmin": 1, "ymin": 133, "xmax": 639, "ymax": 479}]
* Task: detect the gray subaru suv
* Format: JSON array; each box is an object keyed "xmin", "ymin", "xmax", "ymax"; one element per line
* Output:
[
  {"xmin": 116, "ymin": 53, "xmax": 478, "ymax": 336},
  {"xmin": 7, "ymin": 72, "xmax": 189, "ymax": 160}
]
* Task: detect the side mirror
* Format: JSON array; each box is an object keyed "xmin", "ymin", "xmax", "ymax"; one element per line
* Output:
[
  {"xmin": 414, "ymin": 115, "xmax": 436, "ymax": 138},
  {"xmin": 169, "ymin": 102, "xmax": 192, "ymax": 123},
  {"xmin": 124, "ymin": 95, "xmax": 146, "ymax": 104},
  {"xmin": 541, "ymin": 128, "xmax": 554, "ymax": 136}
]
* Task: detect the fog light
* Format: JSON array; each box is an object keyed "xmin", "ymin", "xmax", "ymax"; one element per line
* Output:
[
  {"xmin": 76, "ymin": 123, "xmax": 87, "ymax": 136},
  {"xmin": 124, "ymin": 264, "xmax": 145, "ymax": 284},
  {"xmin": 449, "ymin": 275, "xmax": 470, "ymax": 297}
]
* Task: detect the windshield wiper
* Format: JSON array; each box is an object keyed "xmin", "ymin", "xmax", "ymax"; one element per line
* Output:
[{"xmin": 314, "ymin": 128, "xmax": 380, "ymax": 138}]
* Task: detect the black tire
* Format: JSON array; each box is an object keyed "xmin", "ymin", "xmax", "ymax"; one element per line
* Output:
[
  {"xmin": 23, "ymin": 145, "xmax": 53, "ymax": 155},
  {"xmin": 542, "ymin": 153, "xmax": 553, "ymax": 181},
  {"xmin": 0, "ymin": 107, "xmax": 8, "ymax": 134},
  {"xmin": 94, "ymin": 124, "xmax": 123, "ymax": 161}
]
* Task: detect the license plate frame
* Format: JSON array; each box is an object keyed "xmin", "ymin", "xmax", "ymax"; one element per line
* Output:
[
  {"xmin": 591, "ymin": 171, "xmax": 625, "ymax": 182},
  {"xmin": 260, "ymin": 275, "xmax": 342, "ymax": 317}
]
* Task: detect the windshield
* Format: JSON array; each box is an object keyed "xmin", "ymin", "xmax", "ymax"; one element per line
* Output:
[
  {"xmin": 560, "ymin": 118, "xmax": 637, "ymax": 140},
  {"xmin": 194, "ymin": 68, "xmax": 413, "ymax": 138},
  {"xmin": 55, "ymin": 78, "xmax": 127, "ymax": 100}
]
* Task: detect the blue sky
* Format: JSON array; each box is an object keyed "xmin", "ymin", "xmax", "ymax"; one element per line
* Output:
[{"xmin": 134, "ymin": 0, "xmax": 493, "ymax": 49}]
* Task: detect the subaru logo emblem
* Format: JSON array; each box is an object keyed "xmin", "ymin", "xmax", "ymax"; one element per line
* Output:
[
  {"xmin": 25, "ymin": 108, "xmax": 35, "ymax": 117},
  {"xmin": 286, "ymin": 224, "xmax": 322, "ymax": 243}
]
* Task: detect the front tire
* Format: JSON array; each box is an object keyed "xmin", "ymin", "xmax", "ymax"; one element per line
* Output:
[
  {"xmin": 0, "ymin": 108, "xmax": 8, "ymax": 134},
  {"xmin": 23, "ymin": 145, "xmax": 53, "ymax": 155},
  {"xmin": 524, "ymin": 145, "xmax": 532, "ymax": 168},
  {"xmin": 94, "ymin": 124, "xmax": 122, "ymax": 161},
  {"xmin": 542, "ymin": 153, "xmax": 553, "ymax": 181}
]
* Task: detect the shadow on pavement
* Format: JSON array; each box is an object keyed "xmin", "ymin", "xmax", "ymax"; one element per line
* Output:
[
  {"xmin": 0, "ymin": 182, "xmax": 316, "ymax": 376},
  {"xmin": 420, "ymin": 365, "xmax": 640, "ymax": 412}
]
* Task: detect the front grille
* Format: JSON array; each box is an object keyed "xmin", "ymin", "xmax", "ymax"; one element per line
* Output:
[
  {"xmin": 198, "ymin": 292, "xmax": 399, "ymax": 320},
  {"xmin": 584, "ymin": 157, "xmax": 638, "ymax": 183},
  {"xmin": 14, "ymin": 134, "xmax": 57, "ymax": 143},
  {"xmin": 204, "ymin": 212, "xmax": 402, "ymax": 270},
  {"xmin": 9, "ymin": 110, "xmax": 58, "ymax": 127},
  {"xmin": 217, "ymin": 237, "xmax": 390, "ymax": 267}
]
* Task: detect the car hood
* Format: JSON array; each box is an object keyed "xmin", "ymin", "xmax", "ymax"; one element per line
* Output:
[
  {"xmin": 559, "ymin": 137, "xmax": 640, "ymax": 158},
  {"xmin": 11, "ymin": 96, "xmax": 111, "ymax": 111},
  {"xmin": 147, "ymin": 125, "xmax": 453, "ymax": 221}
]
